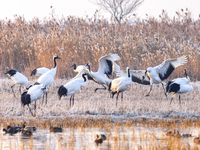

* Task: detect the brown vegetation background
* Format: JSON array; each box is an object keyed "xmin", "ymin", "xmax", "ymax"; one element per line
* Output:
[{"xmin": 0, "ymin": 9, "xmax": 199, "ymax": 80}]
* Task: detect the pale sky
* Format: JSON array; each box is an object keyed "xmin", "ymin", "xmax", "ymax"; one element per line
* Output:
[{"xmin": 0, "ymin": 0, "xmax": 199, "ymax": 21}]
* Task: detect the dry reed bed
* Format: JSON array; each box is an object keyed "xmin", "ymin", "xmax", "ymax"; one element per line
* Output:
[{"xmin": 0, "ymin": 9, "xmax": 199, "ymax": 80}]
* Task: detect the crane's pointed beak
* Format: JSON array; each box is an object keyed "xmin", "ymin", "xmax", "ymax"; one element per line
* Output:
[
  {"xmin": 42, "ymin": 86, "xmax": 46, "ymax": 90},
  {"xmin": 142, "ymin": 70, "xmax": 147, "ymax": 82}
]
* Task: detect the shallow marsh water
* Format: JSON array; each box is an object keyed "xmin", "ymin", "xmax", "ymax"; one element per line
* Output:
[{"xmin": 1, "ymin": 123, "xmax": 200, "ymax": 150}]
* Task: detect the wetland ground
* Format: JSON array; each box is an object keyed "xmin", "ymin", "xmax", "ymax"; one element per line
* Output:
[{"xmin": 0, "ymin": 78, "xmax": 199, "ymax": 149}]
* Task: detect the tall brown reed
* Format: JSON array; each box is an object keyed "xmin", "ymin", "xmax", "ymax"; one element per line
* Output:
[{"xmin": 0, "ymin": 9, "xmax": 199, "ymax": 80}]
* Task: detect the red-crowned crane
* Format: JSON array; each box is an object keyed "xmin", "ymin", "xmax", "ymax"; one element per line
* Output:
[
  {"xmin": 108, "ymin": 67, "xmax": 132, "ymax": 106},
  {"xmin": 21, "ymin": 83, "xmax": 46, "ymax": 116},
  {"xmin": 6, "ymin": 70, "xmax": 28, "ymax": 98},
  {"xmin": 83, "ymin": 54, "xmax": 121, "ymax": 92},
  {"xmin": 142, "ymin": 55, "xmax": 188, "ymax": 97},
  {"xmin": 58, "ymin": 73, "xmax": 87, "ymax": 107},
  {"xmin": 166, "ymin": 68, "xmax": 193, "ymax": 105},
  {"xmin": 35, "ymin": 55, "xmax": 61, "ymax": 104}
]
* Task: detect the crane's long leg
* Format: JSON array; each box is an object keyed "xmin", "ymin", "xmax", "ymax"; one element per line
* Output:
[
  {"xmin": 70, "ymin": 95, "xmax": 72, "ymax": 107},
  {"xmin": 19, "ymin": 85, "xmax": 22, "ymax": 94},
  {"xmin": 111, "ymin": 91, "xmax": 117, "ymax": 99},
  {"xmin": 146, "ymin": 85, "xmax": 152, "ymax": 97},
  {"xmin": 27, "ymin": 104, "xmax": 34, "ymax": 116},
  {"xmin": 179, "ymin": 95, "xmax": 181, "ymax": 105},
  {"xmin": 73, "ymin": 95, "xmax": 74, "ymax": 106},
  {"xmin": 45, "ymin": 92, "xmax": 47, "ymax": 104},
  {"xmin": 161, "ymin": 82, "xmax": 167, "ymax": 98},
  {"xmin": 170, "ymin": 93, "xmax": 176, "ymax": 105},
  {"xmin": 22, "ymin": 105, "xmax": 25, "ymax": 115},
  {"xmin": 121, "ymin": 92, "xmax": 123, "ymax": 101},
  {"xmin": 109, "ymin": 91, "xmax": 112, "ymax": 98},
  {"xmin": 95, "ymin": 84, "xmax": 106, "ymax": 92},
  {"xmin": 42, "ymin": 95, "xmax": 44, "ymax": 104},
  {"xmin": 111, "ymin": 92, "xmax": 114, "ymax": 98},
  {"xmin": 116, "ymin": 92, "xmax": 119, "ymax": 106},
  {"xmin": 34, "ymin": 101, "xmax": 36, "ymax": 116},
  {"xmin": 11, "ymin": 84, "xmax": 16, "ymax": 98}
]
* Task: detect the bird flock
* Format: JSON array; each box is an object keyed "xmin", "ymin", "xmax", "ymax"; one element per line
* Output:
[
  {"xmin": 5, "ymin": 54, "xmax": 193, "ymax": 116},
  {"xmin": 2, "ymin": 122, "xmax": 62, "ymax": 137}
]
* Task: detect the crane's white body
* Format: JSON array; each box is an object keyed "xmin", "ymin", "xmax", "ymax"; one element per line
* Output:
[
  {"xmin": 167, "ymin": 77, "xmax": 193, "ymax": 95},
  {"xmin": 31, "ymin": 67, "xmax": 50, "ymax": 76},
  {"xmin": 109, "ymin": 67, "xmax": 132, "ymax": 106},
  {"xmin": 27, "ymin": 84, "xmax": 45, "ymax": 103},
  {"xmin": 110, "ymin": 67, "xmax": 131, "ymax": 93},
  {"xmin": 21, "ymin": 83, "xmax": 46, "ymax": 116},
  {"xmin": 6, "ymin": 69, "xmax": 29, "ymax": 97},
  {"xmin": 37, "ymin": 67, "xmax": 56, "ymax": 91},
  {"xmin": 177, "ymin": 84, "xmax": 193, "ymax": 94},
  {"xmin": 9, "ymin": 72, "xmax": 28, "ymax": 88},
  {"xmin": 110, "ymin": 76, "xmax": 131, "ymax": 93},
  {"xmin": 166, "ymin": 69, "xmax": 193, "ymax": 104},
  {"xmin": 63, "ymin": 77, "xmax": 86, "ymax": 96},
  {"xmin": 58, "ymin": 73, "xmax": 87, "ymax": 107}
]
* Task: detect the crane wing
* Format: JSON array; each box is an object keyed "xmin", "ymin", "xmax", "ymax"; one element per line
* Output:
[
  {"xmin": 72, "ymin": 70, "xmax": 85, "ymax": 80},
  {"xmin": 116, "ymin": 69, "xmax": 150, "ymax": 85},
  {"xmin": 155, "ymin": 55, "xmax": 187, "ymax": 81},
  {"xmin": 97, "ymin": 54, "xmax": 120, "ymax": 75},
  {"xmin": 112, "ymin": 61, "xmax": 121, "ymax": 77},
  {"xmin": 116, "ymin": 69, "xmax": 145, "ymax": 77},
  {"xmin": 71, "ymin": 70, "xmax": 91, "ymax": 81},
  {"xmin": 132, "ymin": 75, "xmax": 150, "ymax": 85}
]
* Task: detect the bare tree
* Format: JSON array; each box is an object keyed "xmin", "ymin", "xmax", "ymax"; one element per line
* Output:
[{"xmin": 91, "ymin": 0, "xmax": 144, "ymax": 24}]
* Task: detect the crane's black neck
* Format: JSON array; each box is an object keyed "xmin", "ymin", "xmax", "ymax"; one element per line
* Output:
[
  {"xmin": 87, "ymin": 64, "xmax": 90, "ymax": 71},
  {"xmin": 82, "ymin": 73, "xmax": 87, "ymax": 82},
  {"xmin": 127, "ymin": 68, "xmax": 130, "ymax": 77},
  {"xmin": 54, "ymin": 58, "xmax": 57, "ymax": 68},
  {"xmin": 73, "ymin": 64, "xmax": 76, "ymax": 70},
  {"xmin": 184, "ymin": 69, "xmax": 188, "ymax": 78}
]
